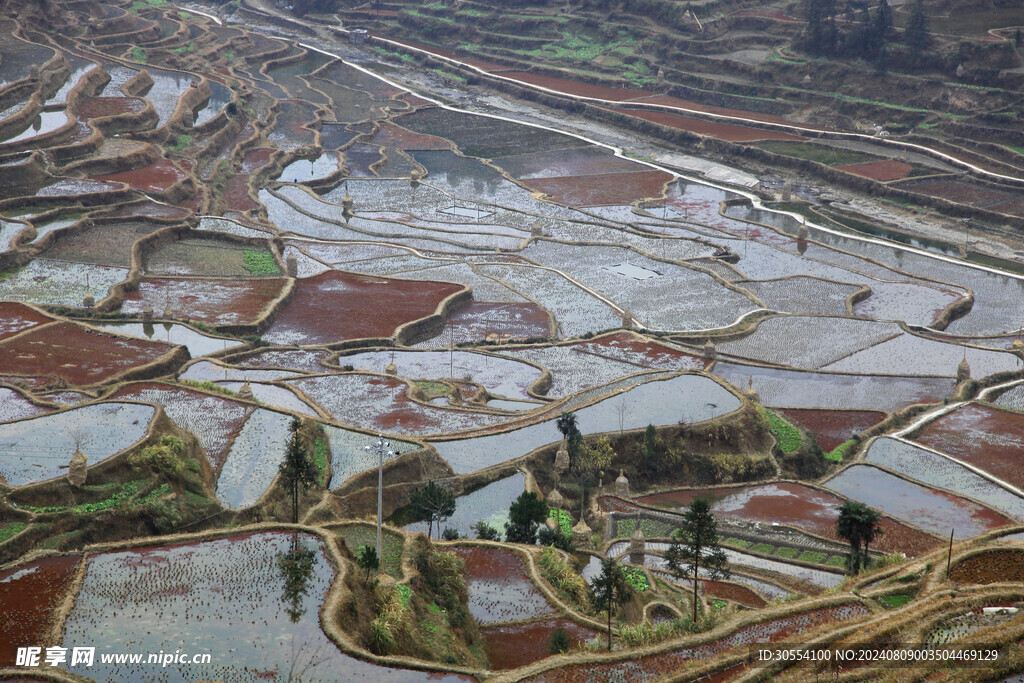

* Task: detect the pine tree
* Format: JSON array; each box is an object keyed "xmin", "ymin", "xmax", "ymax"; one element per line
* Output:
[
  {"xmin": 589, "ymin": 557, "xmax": 633, "ymax": 650},
  {"xmin": 665, "ymin": 497, "xmax": 729, "ymax": 622},
  {"xmin": 905, "ymin": 0, "xmax": 932, "ymax": 56},
  {"xmin": 279, "ymin": 419, "xmax": 319, "ymax": 524}
]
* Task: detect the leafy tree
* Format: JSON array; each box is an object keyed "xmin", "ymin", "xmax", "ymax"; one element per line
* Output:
[
  {"xmin": 357, "ymin": 545, "xmax": 380, "ymax": 583},
  {"xmin": 836, "ymin": 501, "xmax": 882, "ymax": 574},
  {"xmin": 279, "ymin": 419, "xmax": 319, "ymax": 524},
  {"xmin": 905, "ymin": 0, "xmax": 931, "ymax": 56},
  {"xmin": 590, "ymin": 557, "xmax": 633, "ymax": 650},
  {"xmin": 504, "ymin": 491, "xmax": 548, "ymax": 544},
  {"xmin": 441, "ymin": 526, "xmax": 459, "ymax": 541},
  {"xmin": 473, "ymin": 521, "xmax": 500, "ymax": 541},
  {"xmin": 556, "ymin": 411, "xmax": 583, "ymax": 470},
  {"xmin": 409, "ymin": 480, "xmax": 456, "ymax": 540},
  {"xmin": 665, "ymin": 498, "xmax": 729, "ymax": 622}
]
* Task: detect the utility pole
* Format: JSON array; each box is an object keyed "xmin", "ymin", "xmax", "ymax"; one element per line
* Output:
[{"xmin": 364, "ymin": 435, "xmax": 395, "ymax": 560}]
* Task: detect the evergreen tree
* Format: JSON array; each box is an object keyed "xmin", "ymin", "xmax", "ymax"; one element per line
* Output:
[
  {"xmin": 589, "ymin": 557, "xmax": 633, "ymax": 650},
  {"xmin": 556, "ymin": 411, "xmax": 583, "ymax": 470},
  {"xmin": 504, "ymin": 491, "xmax": 548, "ymax": 544},
  {"xmin": 356, "ymin": 545, "xmax": 380, "ymax": 583},
  {"xmin": 279, "ymin": 419, "xmax": 319, "ymax": 524},
  {"xmin": 665, "ymin": 498, "xmax": 729, "ymax": 622},
  {"xmin": 905, "ymin": 0, "xmax": 932, "ymax": 56}
]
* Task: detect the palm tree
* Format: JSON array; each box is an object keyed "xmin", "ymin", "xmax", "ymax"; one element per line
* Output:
[
  {"xmin": 836, "ymin": 501, "xmax": 882, "ymax": 574},
  {"xmin": 556, "ymin": 411, "xmax": 582, "ymax": 471}
]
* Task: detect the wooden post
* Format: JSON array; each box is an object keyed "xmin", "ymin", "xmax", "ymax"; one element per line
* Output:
[{"xmin": 946, "ymin": 528, "xmax": 954, "ymax": 578}]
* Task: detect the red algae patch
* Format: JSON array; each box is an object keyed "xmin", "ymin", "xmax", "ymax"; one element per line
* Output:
[
  {"xmin": 76, "ymin": 97, "xmax": 146, "ymax": 121},
  {"xmin": 607, "ymin": 107, "xmax": 803, "ymax": 142},
  {"xmin": 912, "ymin": 403, "xmax": 1024, "ymax": 491},
  {"xmin": 94, "ymin": 160, "xmax": 186, "ymax": 193},
  {"xmin": 776, "ymin": 408, "xmax": 886, "ymax": 451},
  {"xmin": 481, "ymin": 618, "xmax": 599, "ymax": 670},
  {"xmin": 702, "ymin": 580, "xmax": 768, "ymax": 608},
  {"xmin": 834, "ymin": 160, "xmax": 912, "ymax": 181},
  {"xmin": 0, "ymin": 321, "xmax": 176, "ymax": 385},
  {"xmin": 452, "ymin": 546, "xmax": 555, "ymax": 624},
  {"xmin": 0, "ymin": 302, "xmax": 53, "ymax": 342},
  {"xmin": 0, "ymin": 554, "xmax": 82, "ymax": 666},
  {"xmin": 522, "ymin": 170, "xmax": 673, "ymax": 207},
  {"xmin": 263, "ymin": 270, "xmax": 463, "ymax": 345},
  {"xmin": 121, "ymin": 277, "xmax": 289, "ymax": 327}
]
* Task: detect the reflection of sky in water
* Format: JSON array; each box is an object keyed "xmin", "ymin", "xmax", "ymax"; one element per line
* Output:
[
  {"xmin": 193, "ymin": 79, "xmax": 233, "ymax": 126},
  {"xmin": 403, "ymin": 472, "xmax": 525, "ymax": 538},
  {"xmin": 63, "ymin": 532, "xmax": 459, "ymax": 682},
  {"xmin": 431, "ymin": 373, "xmax": 740, "ymax": 474},
  {"xmin": 89, "ymin": 321, "xmax": 243, "ymax": 358},
  {"xmin": 275, "ymin": 152, "xmax": 340, "ymax": 183}
]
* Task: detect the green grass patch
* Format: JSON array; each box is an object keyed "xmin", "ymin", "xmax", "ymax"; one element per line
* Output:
[
  {"xmin": 548, "ymin": 507, "xmax": 573, "ymax": 537},
  {"xmin": 178, "ymin": 10, "xmax": 195, "ymax": 20},
  {"xmin": 0, "ymin": 522, "xmax": 27, "ymax": 543},
  {"xmin": 826, "ymin": 555, "xmax": 849, "ymax": 568},
  {"xmin": 712, "ymin": 598, "xmax": 728, "ymax": 610},
  {"xmin": 765, "ymin": 410, "xmax": 803, "ymax": 453},
  {"xmin": 338, "ymin": 525, "xmax": 403, "ymax": 577},
  {"xmin": 170, "ymin": 43, "xmax": 195, "ymax": 54},
  {"xmin": 827, "ymin": 439, "xmax": 855, "ymax": 462},
  {"xmin": 415, "ymin": 381, "xmax": 449, "ymax": 399},
  {"xmin": 797, "ymin": 550, "xmax": 827, "ymax": 564},
  {"xmin": 880, "ymin": 594, "xmax": 912, "ymax": 609},
  {"xmin": 242, "ymin": 251, "xmax": 281, "ymax": 275},
  {"xmin": 1007, "ymin": 145, "xmax": 1024, "ymax": 155},
  {"xmin": 723, "ymin": 537, "xmax": 751, "ymax": 549},
  {"xmin": 131, "ymin": 46, "xmax": 147, "ymax": 63},
  {"xmin": 166, "ymin": 133, "xmax": 191, "ymax": 151},
  {"xmin": 180, "ymin": 379, "xmax": 239, "ymax": 397},
  {"xmin": 313, "ymin": 438, "xmax": 327, "ymax": 485},
  {"xmin": 616, "ymin": 517, "xmax": 677, "ymax": 538},
  {"xmin": 23, "ymin": 480, "xmax": 144, "ymax": 515},
  {"xmin": 750, "ymin": 542, "xmax": 775, "ymax": 554},
  {"xmin": 755, "ymin": 141, "xmax": 877, "ymax": 167},
  {"xmin": 396, "ymin": 583, "xmax": 412, "ymax": 608},
  {"xmin": 774, "ymin": 546, "xmax": 799, "ymax": 559},
  {"xmin": 38, "ymin": 530, "xmax": 82, "ymax": 550},
  {"xmin": 137, "ymin": 483, "xmax": 171, "ymax": 505}
]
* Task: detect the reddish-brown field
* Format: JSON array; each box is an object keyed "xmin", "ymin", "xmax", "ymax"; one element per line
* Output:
[
  {"xmin": 368, "ymin": 121, "xmax": 451, "ymax": 150},
  {"xmin": 495, "ymin": 147, "xmax": 643, "ymax": 179},
  {"xmin": 607, "ymin": 107, "xmax": 804, "ymax": 142},
  {"xmin": 702, "ymin": 580, "xmax": 768, "ymax": 608},
  {"xmin": 0, "ymin": 554, "xmax": 82, "ymax": 666},
  {"xmin": 912, "ymin": 403, "xmax": 1024, "ymax": 490},
  {"xmin": 0, "ymin": 321, "xmax": 175, "ymax": 386},
  {"xmin": 632, "ymin": 95, "xmax": 792, "ymax": 126},
  {"xmin": 222, "ymin": 173, "xmax": 258, "ymax": 212},
  {"xmin": 636, "ymin": 483, "xmax": 940, "ymax": 556},
  {"xmin": 482, "ymin": 618, "xmax": 599, "ymax": 670},
  {"xmin": 895, "ymin": 178, "xmax": 1013, "ymax": 206},
  {"xmin": 572, "ymin": 331, "xmax": 708, "ymax": 370},
  {"xmin": 427, "ymin": 302, "xmax": 550, "ymax": 344},
  {"xmin": 524, "ymin": 603, "xmax": 870, "ymax": 682},
  {"xmin": 949, "ymin": 549, "xmax": 1024, "ymax": 585},
  {"xmin": 0, "ymin": 302, "xmax": 53, "ymax": 342},
  {"xmin": 94, "ymin": 160, "xmax": 186, "ymax": 193},
  {"xmin": 263, "ymin": 270, "xmax": 463, "ymax": 345},
  {"xmin": 522, "ymin": 170, "xmax": 672, "ymax": 207},
  {"xmin": 121, "ymin": 277, "xmax": 289, "ymax": 327},
  {"xmin": 76, "ymin": 97, "xmax": 146, "ymax": 121},
  {"xmin": 833, "ymin": 160, "xmax": 912, "ymax": 181},
  {"xmin": 776, "ymin": 408, "xmax": 887, "ymax": 451},
  {"xmin": 499, "ymin": 72, "xmax": 651, "ymax": 101}
]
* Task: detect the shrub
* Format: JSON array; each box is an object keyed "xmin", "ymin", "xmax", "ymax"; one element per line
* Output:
[
  {"xmin": 441, "ymin": 526, "xmax": 459, "ymax": 541},
  {"xmin": 538, "ymin": 545, "xmax": 590, "ymax": 608},
  {"xmin": 548, "ymin": 627, "xmax": 571, "ymax": 654},
  {"xmin": 472, "ymin": 521, "xmax": 500, "ymax": 540}
]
